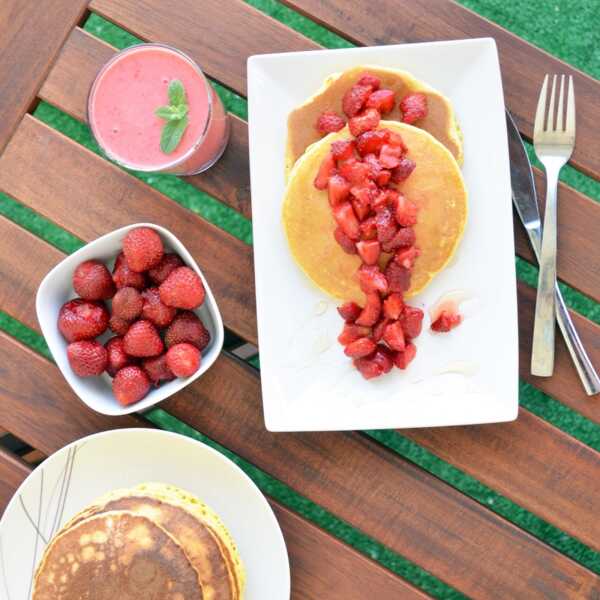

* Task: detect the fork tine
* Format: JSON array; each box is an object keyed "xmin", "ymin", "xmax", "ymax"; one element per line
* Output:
[
  {"xmin": 547, "ymin": 74, "xmax": 557, "ymax": 131},
  {"xmin": 556, "ymin": 74, "xmax": 565, "ymax": 131},
  {"xmin": 534, "ymin": 74, "xmax": 548, "ymax": 137},
  {"xmin": 566, "ymin": 75, "xmax": 576, "ymax": 135}
]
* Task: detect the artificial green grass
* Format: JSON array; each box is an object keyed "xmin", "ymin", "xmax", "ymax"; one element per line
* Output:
[{"xmin": 0, "ymin": 3, "xmax": 598, "ymax": 598}]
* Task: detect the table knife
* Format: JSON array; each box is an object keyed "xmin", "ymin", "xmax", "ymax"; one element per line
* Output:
[{"xmin": 506, "ymin": 110, "xmax": 600, "ymax": 395}]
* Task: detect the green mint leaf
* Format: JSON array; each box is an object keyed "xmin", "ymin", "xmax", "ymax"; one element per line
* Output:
[
  {"xmin": 160, "ymin": 115, "xmax": 189, "ymax": 154},
  {"xmin": 168, "ymin": 79, "xmax": 187, "ymax": 106},
  {"xmin": 155, "ymin": 105, "xmax": 180, "ymax": 120},
  {"xmin": 171, "ymin": 104, "xmax": 189, "ymax": 120}
]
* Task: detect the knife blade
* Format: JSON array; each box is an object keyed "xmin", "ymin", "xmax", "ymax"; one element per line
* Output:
[{"xmin": 506, "ymin": 109, "xmax": 600, "ymax": 395}]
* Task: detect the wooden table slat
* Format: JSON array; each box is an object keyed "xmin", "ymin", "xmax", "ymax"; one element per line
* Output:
[
  {"xmin": 41, "ymin": 24, "xmax": 600, "ymax": 303},
  {"xmin": 0, "ymin": 331, "xmax": 598, "ymax": 599},
  {"xmin": 0, "ymin": 0, "xmax": 89, "ymax": 152},
  {"xmin": 0, "ymin": 115, "xmax": 258, "ymax": 346},
  {"xmin": 0, "ymin": 447, "xmax": 427, "ymax": 600},
  {"xmin": 280, "ymin": 0, "xmax": 600, "ymax": 180}
]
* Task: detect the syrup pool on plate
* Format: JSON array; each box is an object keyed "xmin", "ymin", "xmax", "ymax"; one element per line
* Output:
[{"xmin": 88, "ymin": 43, "xmax": 229, "ymax": 175}]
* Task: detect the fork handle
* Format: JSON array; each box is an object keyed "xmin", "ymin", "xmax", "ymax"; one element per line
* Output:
[{"xmin": 531, "ymin": 167, "xmax": 559, "ymax": 376}]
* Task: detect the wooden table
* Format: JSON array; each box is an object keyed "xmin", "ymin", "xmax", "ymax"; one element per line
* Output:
[{"xmin": 1, "ymin": 1, "xmax": 599, "ymax": 597}]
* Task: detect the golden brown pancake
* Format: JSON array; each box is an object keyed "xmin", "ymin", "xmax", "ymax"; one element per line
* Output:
[
  {"xmin": 65, "ymin": 486, "xmax": 240, "ymax": 600},
  {"xmin": 286, "ymin": 65, "xmax": 463, "ymax": 177},
  {"xmin": 33, "ymin": 511, "xmax": 203, "ymax": 599},
  {"xmin": 282, "ymin": 121, "xmax": 468, "ymax": 303}
]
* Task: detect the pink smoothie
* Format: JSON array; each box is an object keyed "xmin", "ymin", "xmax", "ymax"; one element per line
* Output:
[{"xmin": 88, "ymin": 44, "xmax": 229, "ymax": 175}]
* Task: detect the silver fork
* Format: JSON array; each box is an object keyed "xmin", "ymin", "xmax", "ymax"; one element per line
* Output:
[{"xmin": 531, "ymin": 74, "xmax": 575, "ymax": 376}]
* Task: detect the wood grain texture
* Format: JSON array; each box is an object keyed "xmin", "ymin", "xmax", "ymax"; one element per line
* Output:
[
  {"xmin": 0, "ymin": 0, "xmax": 88, "ymax": 152},
  {"xmin": 38, "ymin": 28, "xmax": 252, "ymax": 219},
  {"xmin": 41, "ymin": 25, "xmax": 600, "ymax": 302},
  {"xmin": 0, "ymin": 332, "xmax": 597, "ymax": 599},
  {"xmin": 280, "ymin": 0, "xmax": 600, "ymax": 180},
  {"xmin": 89, "ymin": 0, "xmax": 312, "ymax": 96},
  {"xmin": 0, "ymin": 115, "xmax": 257, "ymax": 345},
  {"xmin": 0, "ymin": 345, "xmax": 430, "ymax": 600},
  {"xmin": 0, "ymin": 448, "xmax": 30, "ymax": 511}
]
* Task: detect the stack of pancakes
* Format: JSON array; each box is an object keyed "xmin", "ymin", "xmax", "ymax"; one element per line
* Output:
[
  {"xmin": 283, "ymin": 65, "xmax": 468, "ymax": 301},
  {"xmin": 33, "ymin": 482, "xmax": 245, "ymax": 599}
]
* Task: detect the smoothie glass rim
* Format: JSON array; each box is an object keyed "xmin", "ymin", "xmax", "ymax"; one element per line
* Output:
[{"xmin": 87, "ymin": 42, "xmax": 214, "ymax": 173}]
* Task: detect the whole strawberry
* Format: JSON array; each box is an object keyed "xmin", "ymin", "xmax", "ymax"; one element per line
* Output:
[
  {"xmin": 123, "ymin": 227, "xmax": 164, "ymax": 272},
  {"xmin": 112, "ymin": 252, "xmax": 146, "ymax": 290},
  {"xmin": 67, "ymin": 340, "xmax": 108, "ymax": 376},
  {"xmin": 105, "ymin": 336, "xmax": 134, "ymax": 377},
  {"xmin": 166, "ymin": 343, "xmax": 201, "ymax": 378},
  {"xmin": 164, "ymin": 311, "xmax": 210, "ymax": 350},
  {"xmin": 148, "ymin": 253, "xmax": 184, "ymax": 285},
  {"xmin": 159, "ymin": 267, "xmax": 205, "ymax": 310},
  {"xmin": 112, "ymin": 366, "xmax": 150, "ymax": 406},
  {"xmin": 123, "ymin": 320, "xmax": 164, "ymax": 357},
  {"xmin": 58, "ymin": 299, "xmax": 109, "ymax": 342},
  {"xmin": 109, "ymin": 315, "xmax": 131, "ymax": 336},
  {"xmin": 72, "ymin": 260, "xmax": 115, "ymax": 300},
  {"xmin": 141, "ymin": 287, "xmax": 177, "ymax": 328},
  {"xmin": 112, "ymin": 286, "xmax": 143, "ymax": 320},
  {"xmin": 142, "ymin": 354, "xmax": 175, "ymax": 386}
]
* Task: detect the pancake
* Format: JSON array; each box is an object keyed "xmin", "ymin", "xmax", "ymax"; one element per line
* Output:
[
  {"xmin": 64, "ymin": 483, "xmax": 244, "ymax": 600},
  {"xmin": 282, "ymin": 121, "xmax": 468, "ymax": 303},
  {"xmin": 286, "ymin": 65, "xmax": 463, "ymax": 177},
  {"xmin": 33, "ymin": 511, "xmax": 203, "ymax": 599}
]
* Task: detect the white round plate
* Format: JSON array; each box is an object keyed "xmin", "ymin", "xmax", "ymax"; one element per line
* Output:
[{"xmin": 0, "ymin": 428, "xmax": 290, "ymax": 599}]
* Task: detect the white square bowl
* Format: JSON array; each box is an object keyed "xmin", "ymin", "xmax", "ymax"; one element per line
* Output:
[
  {"xmin": 247, "ymin": 38, "xmax": 519, "ymax": 431},
  {"xmin": 36, "ymin": 223, "xmax": 224, "ymax": 416}
]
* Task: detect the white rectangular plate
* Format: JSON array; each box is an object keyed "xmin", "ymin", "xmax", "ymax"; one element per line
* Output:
[{"xmin": 247, "ymin": 39, "xmax": 518, "ymax": 431}]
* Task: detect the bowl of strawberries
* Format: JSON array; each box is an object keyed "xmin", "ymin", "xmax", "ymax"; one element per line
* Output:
[{"xmin": 36, "ymin": 223, "xmax": 224, "ymax": 415}]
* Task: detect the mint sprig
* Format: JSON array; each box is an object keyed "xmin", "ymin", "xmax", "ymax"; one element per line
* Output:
[{"xmin": 155, "ymin": 79, "xmax": 189, "ymax": 154}]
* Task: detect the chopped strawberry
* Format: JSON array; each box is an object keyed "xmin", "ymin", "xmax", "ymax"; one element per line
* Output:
[
  {"xmin": 400, "ymin": 93, "xmax": 428, "ymax": 124},
  {"xmin": 376, "ymin": 170, "xmax": 392, "ymax": 186},
  {"xmin": 350, "ymin": 181, "xmax": 377, "ymax": 206},
  {"xmin": 352, "ymin": 198, "xmax": 370, "ymax": 221},
  {"xmin": 348, "ymin": 108, "xmax": 381, "ymax": 137},
  {"xmin": 371, "ymin": 344, "xmax": 394, "ymax": 373},
  {"xmin": 344, "ymin": 337, "xmax": 377, "ymax": 358},
  {"xmin": 387, "ymin": 131, "xmax": 407, "ymax": 151},
  {"xmin": 355, "ymin": 292, "xmax": 382, "ymax": 327},
  {"xmin": 333, "ymin": 202, "xmax": 360, "ymax": 240},
  {"xmin": 337, "ymin": 301, "xmax": 362, "ymax": 323},
  {"xmin": 383, "ymin": 320, "xmax": 406, "ymax": 351},
  {"xmin": 356, "ymin": 72, "xmax": 381, "ymax": 90},
  {"xmin": 333, "ymin": 227, "xmax": 357, "ymax": 254},
  {"xmin": 356, "ymin": 240, "xmax": 381, "ymax": 266},
  {"xmin": 394, "ymin": 194, "xmax": 418, "ymax": 226},
  {"xmin": 383, "ymin": 293, "xmax": 404, "ymax": 320},
  {"xmin": 356, "ymin": 130, "xmax": 390, "ymax": 156},
  {"xmin": 358, "ymin": 265, "xmax": 388, "ymax": 295},
  {"xmin": 395, "ymin": 246, "xmax": 420, "ymax": 269},
  {"xmin": 314, "ymin": 152, "xmax": 336, "ymax": 190},
  {"xmin": 342, "ymin": 84, "xmax": 372, "ymax": 118},
  {"xmin": 381, "ymin": 227, "xmax": 415, "ymax": 253},
  {"xmin": 339, "ymin": 158, "xmax": 372, "ymax": 185},
  {"xmin": 375, "ymin": 206, "xmax": 398, "ymax": 243},
  {"xmin": 431, "ymin": 310, "xmax": 462, "ymax": 332},
  {"xmin": 394, "ymin": 342, "xmax": 417, "ymax": 370},
  {"xmin": 123, "ymin": 227, "xmax": 164, "ymax": 273},
  {"xmin": 338, "ymin": 323, "xmax": 371, "ymax": 346},
  {"xmin": 359, "ymin": 216, "xmax": 378, "ymax": 240},
  {"xmin": 316, "ymin": 111, "xmax": 346, "ymax": 134},
  {"xmin": 328, "ymin": 174, "xmax": 351, "ymax": 207},
  {"xmin": 372, "ymin": 188, "xmax": 399, "ymax": 211},
  {"xmin": 400, "ymin": 306, "xmax": 424, "ymax": 338},
  {"xmin": 330, "ymin": 139, "xmax": 355, "ymax": 161},
  {"xmin": 365, "ymin": 89, "xmax": 395, "ymax": 114},
  {"xmin": 390, "ymin": 157, "xmax": 416, "ymax": 183},
  {"xmin": 372, "ymin": 317, "xmax": 390, "ymax": 343},
  {"xmin": 353, "ymin": 357, "xmax": 384, "ymax": 379},
  {"xmin": 385, "ymin": 261, "xmax": 411, "ymax": 293},
  {"xmin": 378, "ymin": 143, "xmax": 403, "ymax": 169}
]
